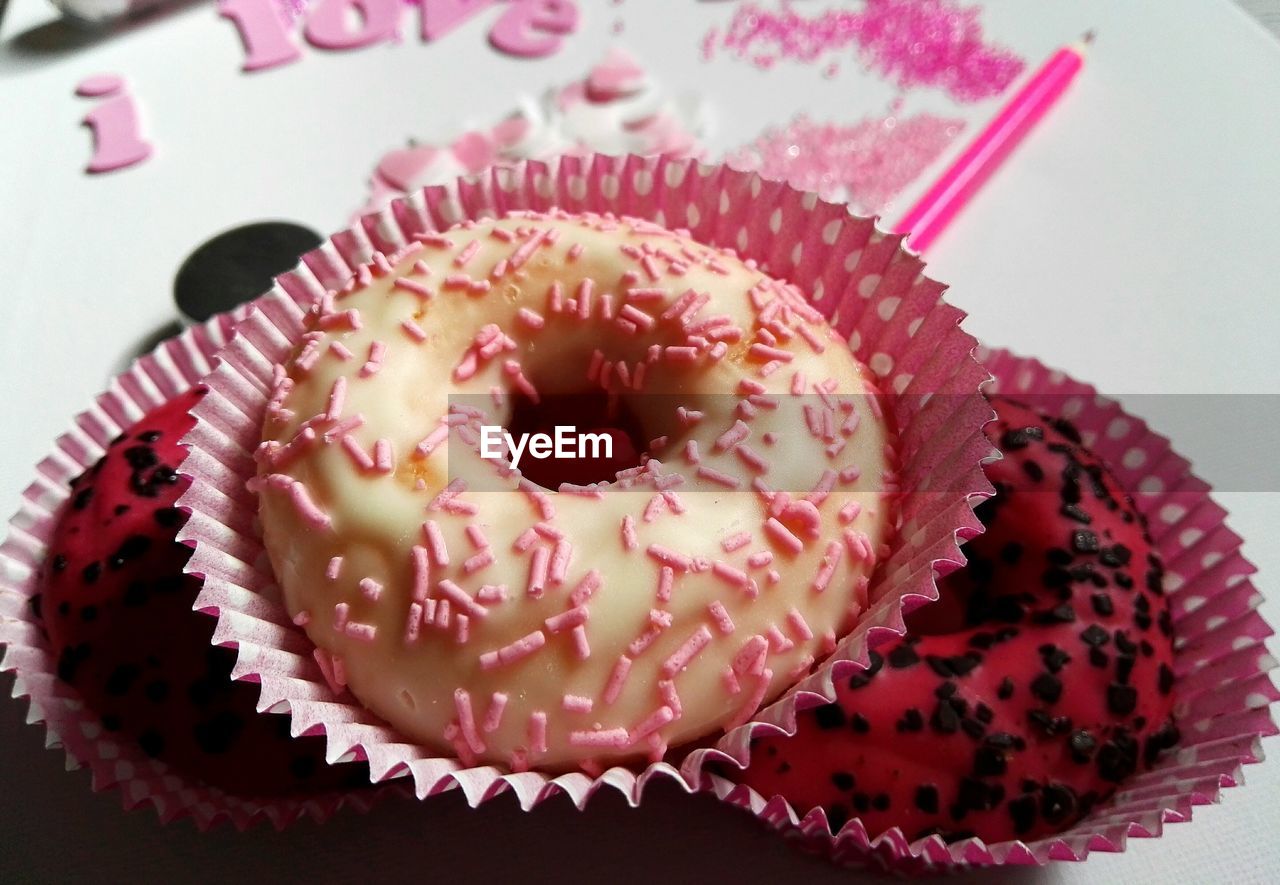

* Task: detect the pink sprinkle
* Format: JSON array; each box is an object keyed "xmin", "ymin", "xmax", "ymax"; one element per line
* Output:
[
  {"xmin": 708, "ymin": 601, "xmax": 736, "ymax": 635},
  {"xmin": 438, "ymin": 580, "xmax": 487, "ymax": 619},
  {"xmin": 324, "ymin": 377, "xmax": 347, "ymax": 421},
  {"xmin": 618, "ymin": 303, "xmax": 655, "ymax": 331},
  {"xmin": 569, "ymin": 727, "xmax": 630, "ymax": 749},
  {"xmin": 404, "ymin": 602, "xmax": 422, "ymax": 644},
  {"xmin": 723, "ymin": 666, "xmax": 742, "ymax": 695},
  {"xmin": 735, "ymin": 444, "xmax": 769, "ymax": 473},
  {"xmin": 456, "ymin": 614, "xmax": 470, "ymax": 644},
  {"xmin": 338, "ymin": 434, "xmax": 373, "ymax": 471},
  {"xmin": 549, "ymin": 539, "xmax": 573, "ymax": 584},
  {"xmin": 748, "ymin": 343, "xmax": 793, "ymax": 363},
  {"xmin": 454, "ymin": 688, "xmax": 486, "ymax": 755},
  {"xmin": 345, "ymin": 621, "xmax": 377, "ymax": 642},
  {"xmin": 400, "ymin": 318, "xmax": 428, "ymax": 342},
  {"xmin": 373, "ymin": 438, "xmax": 394, "ymax": 473},
  {"xmin": 642, "ymin": 495, "xmax": 666, "ymax": 524},
  {"xmin": 764, "ymin": 517, "xmax": 805, "ymax": 556},
  {"xmin": 410, "ymin": 546, "xmax": 431, "ymax": 601},
  {"xmin": 434, "ymin": 599, "xmax": 451, "ymax": 628},
  {"xmin": 326, "ymin": 556, "xmax": 343, "ymax": 581},
  {"xmin": 721, "ymin": 531, "xmax": 752, "ymax": 552},
  {"xmin": 567, "ymin": 242, "xmax": 584, "ymax": 261},
  {"xmin": 527, "ymin": 545, "xmax": 550, "ymax": 597},
  {"xmin": 509, "ymin": 228, "xmax": 549, "ymax": 270},
  {"xmin": 359, "ymin": 341, "xmax": 387, "ymax": 378},
  {"xmin": 545, "ymin": 605, "xmax": 588, "ymax": 634},
  {"xmin": 646, "ymin": 544, "xmax": 693, "ymax": 572},
  {"xmin": 684, "ymin": 439, "xmax": 701, "ymax": 464},
  {"xmin": 292, "ymin": 610, "xmax": 311, "ymax": 627},
  {"xmin": 454, "ymin": 239, "xmax": 481, "ymax": 267},
  {"xmin": 726, "ymin": 667, "xmax": 773, "ymax": 732},
  {"xmin": 287, "ymin": 480, "xmax": 331, "ymax": 530},
  {"xmin": 393, "ymin": 277, "xmax": 433, "ymax": 298},
  {"xmin": 766, "ymin": 624, "xmax": 794, "ymax": 653},
  {"xmin": 640, "ymin": 254, "xmax": 660, "ymax": 281},
  {"xmin": 628, "ymin": 609, "xmax": 674, "ymax": 657},
  {"xmin": 423, "ymin": 520, "xmax": 449, "ymax": 566},
  {"xmin": 676, "ymin": 406, "xmax": 703, "ymax": 426},
  {"xmin": 787, "ymin": 607, "xmax": 814, "ymax": 642},
  {"xmin": 513, "ymin": 527, "xmax": 539, "ymax": 553},
  {"xmin": 603, "ymin": 655, "xmax": 633, "ymax": 705},
  {"xmin": 563, "ymin": 694, "xmax": 594, "ymax": 714},
  {"xmin": 482, "ymin": 692, "xmax": 508, "ymax": 733},
  {"xmin": 465, "ymin": 524, "xmax": 489, "ymax": 550},
  {"xmin": 329, "ymin": 341, "xmax": 354, "ymax": 361},
  {"xmin": 664, "ymin": 345, "xmax": 698, "ymax": 362},
  {"xmin": 631, "ymin": 706, "xmax": 676, "ymax": 743},
  {"xmin": 477, "ymin": 584, "xmax": 508, "ymax": 605},
  {"xmin": 712, "ymin": 560, "xmax": 751, "ymax": 590},
  {"xmin": 570, "ymin": 569, "xmax": 603, "ymax": 607},
  {"xmin": 714, "ymin": 420, "xmax": 751, "ymax": 452},
  {"xmin": 517, "ymin": 307, "xmax": 545, "ymax": 330},
  {"xmin": 697, "ymin": 465, "xmax": 741, "ymax": 489},
  {"xmin": 463, "ymin": 549, "xmax": 495, "ymax": 575},
  {"xmin": 659, "ymin": 679, "xmax": 683, "ymax": 718},
  {"xmin": 747, "ymin": 550, "xmax": 774, "ymax": 569},
  {"xmin": 655, "ymin": 565, "xmax": 675, "ymax": 603},
  {"xmin": 423, "ymin": 598, "xmax": 438, "ymax": 624},
  {"xmin": 571, "ymin": 624, "xmax": 591, "ymax": 660},
  {"xmin": 839, "ymin": 501, "xmax": 863, "ymax": 523},
  {"xmin": 359, "ymin": 577, "xmax": 383, "ymax": 601},
  {"xmin": 661, "ymin": 625, "xmax": 713, "ymax": 678},
  {"xmin": 621, "ymin": 514, "xmax": 638, "ymax": 551},
  {"xmin": 416, "ymin": 424, "xmax": 450, "ymax": 458},
  {"xmin": 482, "ymin": 630, "xmax": 547, "ymax": 670},
  {"xmin": 528, "ymin": 711, "xmax": 549, "ymax": 755},
  {"xmin": 733, "ymin": 634, "xmax": 769, "ymax": 677}
]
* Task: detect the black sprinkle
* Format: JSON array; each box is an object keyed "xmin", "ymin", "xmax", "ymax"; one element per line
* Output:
[
  {"xmin": 814, "ymin": 703, "xmax": 847, "ymax": 730},
  {"xmin": 888, "ymin": 644, "xmax": 920, "ymax": 669},
  {"xmin": 915, "ymin": 784, "xmax": 939, "ymax": 814},
  {"xmin": 138, "ymin": 729, "xmax": 165, "ymax": 759},
  {"xmin": 831, "ymin": 772, "xmax": 855, "ymax": 791},
  {"xmin": 1107, "ymin": 683, "xmax": 1138, "ymax": 716},
  {"xmin": 1069, "ymin": 730, "xmax": 1098, "ymax": 764},
  {"xmin": 81, "ymin": 562, "xmax": 101, "ymax": 585},
  {"xmin": 1072, "ymin": 530, "xmax": 1100, "ymax": 554},
  {"xmin": 897, "ymin": 708, "xmax": 924, "ymax": 732},
  {"xmin": 1008, "ymin": 795, "xmax": 1037, "ymax": 835},
  {"xmin": 1081, "ymin": 624, "xmax": 1110, "ymax": 647},
  {"xmin": 1158, "ymin": 663, "xmax": 1175, "ymax": 695},
  {"xmin": 850, "ymin": 713, "xmax": 870, "ymax": 734},
  {"xmin": 1031, "ymin": 673, "xmax": 1063, "ymax": 704},
  {"xmin": 997, "ymin": 677, "xmax": 1015, "ymax": 700},
  {"xmin": 1000, "ymin": 542, "xmax": 1024, "ymax": 564},
  {"xmin": 1061, "ymin": 503, "xmax": 1093, "ymax": 525}
]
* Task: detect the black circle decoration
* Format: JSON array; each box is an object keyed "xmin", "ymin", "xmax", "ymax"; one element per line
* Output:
[{"xmin": 174, "ymin": 221, "xmax": 322, "ymax": 324}]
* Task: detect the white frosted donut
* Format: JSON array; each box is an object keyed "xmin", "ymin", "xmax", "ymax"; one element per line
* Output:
[{"xmin": 255, "ymin": 211, "xmax": 896, "ymax": 771}]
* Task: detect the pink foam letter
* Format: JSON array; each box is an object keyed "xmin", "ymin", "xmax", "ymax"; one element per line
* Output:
[
  {"xmin": 489, "ymin": 0, "xmax": 578, "ymax": 58},
  {"xmin": 76, "ymin": 76, "xmax": 152, "ymax": 174},
  {"xmin": 419, "ymin": 0, "xmax": 497, "ymax": 42},
  {"xmin": 305, "ymin": 0, "xmax": 403, "ymax": 50},
  {"xmin": 219, "ymin": 0, "xmax": 304, "ymax": 72}
]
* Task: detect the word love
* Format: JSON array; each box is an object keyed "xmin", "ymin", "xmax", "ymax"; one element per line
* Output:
[
  {"xmin": 479, "ymin": 425, "xmax": 613, "ymax": 471},
  {"xmin": 219, "ymin": 0, "xmax": 580, "ymax": 73}
]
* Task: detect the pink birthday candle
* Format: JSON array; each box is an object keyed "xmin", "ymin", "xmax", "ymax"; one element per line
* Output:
[{"xmin": 894, "ymin": 33, "xmax": 1094, "ymax": 253}]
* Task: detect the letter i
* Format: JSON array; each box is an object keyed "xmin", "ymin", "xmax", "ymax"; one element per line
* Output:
[{"xmin": 76, "ymin": 75, "xmax": 153, "ymax": 174}]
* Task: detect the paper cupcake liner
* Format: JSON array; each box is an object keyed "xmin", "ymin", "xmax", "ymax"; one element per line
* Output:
[
  {"xmin": 707, "ymin": 346, "xmax": 1276, "ymax": 872},
  {"xmin": 0, "ymin": 305, "xmax": 404, "ymax": 830},
  {"xmin": 174, "ymin": 154, "xmax": 994, "ymax": 812}
]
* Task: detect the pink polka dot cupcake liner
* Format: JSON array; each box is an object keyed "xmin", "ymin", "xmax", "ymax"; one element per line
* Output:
[
  {"xmin": 0, "ymin": 306, "xmax": 403, "ymax": 829},
  {"xmin": 173, "ymin": 154, "xmax": 994, "ymax": 811},
  {"xmin": 706, "ymin": 346, "xmax": 1276, "ymax": 872}
]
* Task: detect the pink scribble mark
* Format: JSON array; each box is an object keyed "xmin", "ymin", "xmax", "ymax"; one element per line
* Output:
[
  {"xmin": 726, "ymin": 111, "xmax": 964, "ymax": 216},
  {"xmin": 707, "ymin": 0, "xmax": 1025, "ymax": 103},
  {"xmin": 75, "ymin": 75, "xmax": 153, "ymax": 175}
]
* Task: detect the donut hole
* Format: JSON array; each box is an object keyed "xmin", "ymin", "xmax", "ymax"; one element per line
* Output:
[{"xmin": 503, "ymin": 389, "xmax": 653, "ymax": 490}]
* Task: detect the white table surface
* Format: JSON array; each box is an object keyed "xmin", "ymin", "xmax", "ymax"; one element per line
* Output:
[{"xmin": 1, "ymin": 0, "xmax": 1278, "ymax": 881}]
